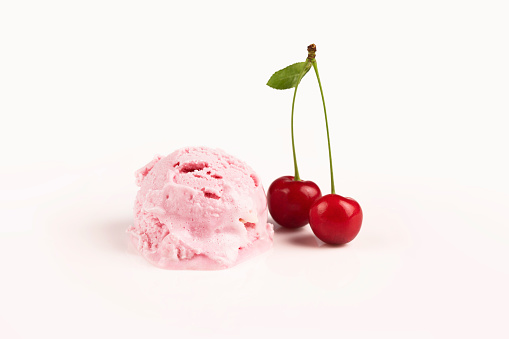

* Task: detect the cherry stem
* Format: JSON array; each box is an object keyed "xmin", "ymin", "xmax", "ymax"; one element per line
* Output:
[
  {"xmin": 291, "ymin": 59, "xmax": 311, "ymax": 182},
  {"xmin": 311, "ymin": 58, "xmax": 335, "ymax": 195},
  {"xmin": 291, "ymin": 79, "xmax": 302, "ymax": 181}
]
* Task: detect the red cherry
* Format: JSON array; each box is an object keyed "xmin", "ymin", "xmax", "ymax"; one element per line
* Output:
[
  {"xmin": 309, "ymin": 194, "xmax": 362, "ymax": 245},
  {"xmin": 267, "ymin": 176, "xmax": 322, "ymax": 228}
]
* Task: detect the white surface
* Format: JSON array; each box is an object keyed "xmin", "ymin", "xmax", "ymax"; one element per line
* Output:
[{"xmin": 1, "ymin": 1, "xmax": 508, "ymax": 338}]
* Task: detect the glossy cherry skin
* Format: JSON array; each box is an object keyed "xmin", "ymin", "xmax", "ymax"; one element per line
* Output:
[
  {"xmin": 267, "ymin": 176, "xmax": 322, "ymax": 228},
  {"xmin": 309, "ymin": 194, "xmax": 362, "ymax": 245}
]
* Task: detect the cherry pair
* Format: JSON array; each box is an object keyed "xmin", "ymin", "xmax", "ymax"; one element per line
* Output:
[
  {"xmin": 267, "ymin": 176, "xmax": 362, "ymax": 245},
  {"xmin": 266, "ymin": 44, "xmax": 362, "ymax": 245}
]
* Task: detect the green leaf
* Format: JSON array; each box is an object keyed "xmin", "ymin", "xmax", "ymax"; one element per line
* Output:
[{"xmin": 266, "ymin": 62, "xmax": 311, "ymax": 90}]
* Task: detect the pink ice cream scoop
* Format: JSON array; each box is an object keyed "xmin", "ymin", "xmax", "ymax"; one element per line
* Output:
[{"xmin": 128, "ymin": 146, "xmax": 274, "ymax": 270}]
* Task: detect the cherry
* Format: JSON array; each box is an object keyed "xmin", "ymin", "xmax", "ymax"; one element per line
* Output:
[
  {"xmin": 267, "ymin": 176, "xmax": 321, "ymax": 228},
  {"xmin": 266, "ymin": 45, "xmax": 321, "ymax": 228},
  {"xmin": 305, "ymin": 44, "xmax": 363, "ymax": 244},
  {"xmin": 309, "ymin": 194, "xmax": 362, "ymax": 245}
]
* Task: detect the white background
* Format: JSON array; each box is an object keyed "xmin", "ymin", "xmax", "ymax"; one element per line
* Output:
[{"xmin": 1, "ymin": 1, "xmax": 508, "ymax": 338}]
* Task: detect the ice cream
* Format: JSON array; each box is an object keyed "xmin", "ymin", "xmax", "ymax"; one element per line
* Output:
[{"xmin": 128, "ymin": 146, "xmax": 274, "ymax": 270}]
